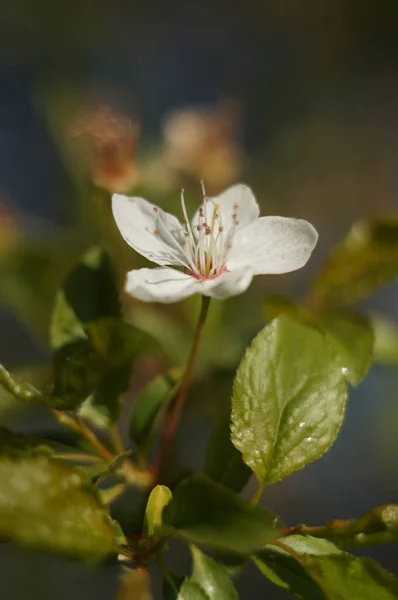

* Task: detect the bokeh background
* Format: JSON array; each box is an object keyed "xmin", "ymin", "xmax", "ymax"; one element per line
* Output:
[{"xmin": 1, "ymin": 1, "xmax": 398, "ymax": 598}]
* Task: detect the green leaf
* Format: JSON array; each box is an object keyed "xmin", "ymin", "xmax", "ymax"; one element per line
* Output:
[
  {"xmin": 255, "ymin": 535, "xmax": 398, "ymax": 600},
  {"xmin": 163, "ymin": 575, "xmax": 209, "ymax": 600},
  {"xmin": 190, "ymin": 545, "xmax": 239, "ymax": 600},
  {"xmin": 302, "ymin": 554, "xmax": 398, "ymax": 599},
  {"xmin": 371, "ymin": 314, "xmax": 398, "ymax": 365},
  {"xmin": 162, "ymin": 475, "xmax": 278, "ymax": 553},
  {"xmin": 0, "ymin": 364, "xmax": 48, "ymax": 405},
  {"xmin": 255, "ymin": 542, "xmax": 327, "ymax": 599},
  {"xmin": 50, "ymin": 247, "xmax": 143, "ymax": 418},
  {"xmin": 0, "ymin": 432, "xmax": 115, "ymax": 560},
  {"xmin": 263, "ymin": 297, "xmax": 373, "ymax": 386},
  {"xmin": 117, "ymin": 568, "xmax": 152, "ymax": 600},
  {"xmin": 50, "ymin": 246, "xmax": 121, "ymax": 351},
  {"xmin": 231, "ymin": 316, "xmax": 347, "ymax": 485},
  {"xmin": 315, "ymin": 310, "xmax": 373, "ymax": 386},
  {"xmin": 204, "ymin": 418, "xmax": 252, "ymax": 492},
  {"xmin": 52, "ymin": 317, "xmax": 153, "ymax": 413},
  {"xmin": 129, "ymin": 369, "xmax": 182, "ymax": 455},
  {"xmin": 309, "ymin": 215, "xmax": 398, "ymax": 307},
  {"xmin": 144, "ymin": 485, "xmax": 172, "ymax": 538},
  {"xmin": 0, "ymin": 237, "xmax": 81, "ymax": 341},
  {"xmin": 0, "ymin": 427, "xmax": 55, "ymax": 456}
]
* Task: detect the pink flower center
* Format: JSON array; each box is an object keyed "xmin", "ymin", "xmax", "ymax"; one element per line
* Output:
[{"xmin": 179, "ymin": 181, "xmax": 239, "ymax": 280}]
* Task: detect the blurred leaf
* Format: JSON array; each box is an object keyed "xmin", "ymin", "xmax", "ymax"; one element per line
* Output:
[
  {"xmin": 231, "ymin": 316, "xmax": 347, "ymax": 485},
  {"xmin": 117, "ymin": 568, "xmax": 152, "ymax": 600},
  {"xmin": 309, "ymin": 216, "xmax": 398, "ymax": 307},
  {"xmin": 255, "ymin": 541, "xmax": 327, "ymax": 599},
  {"xmin": 0, "ymin": 236, "xmax": 82, "ymax": 340},
  {"xmin": 0, "ymin": 431, "xmax": 115, "ymax": 561},
  {"xmin": 317, "ymin": 310, "xmax": 373, "ymax": 386},
  {"xmin": 371, "ymin": 314, "xmax": 398, "ymax": 365},
  {"xmin": 129, "ymin": 306, "xmax": 190, "ymax": 366},
  {"xmin": 129, "ymin": 369, "xmax": 182, "ymax": 456},
  {"xmin": 50, "ymin": 246, "xmax": 143, "ymax": 419},
  {"xmin": 0, "ymin": 364, "xmax": 48, "ymax": 406},
  {"xmin": 50, "ymin": 246, "xmax": 121, "ymax": 351},
  {"xmin": 204, "ymin": 418, "xmax": 252, "ymax": 492},
  {"xmin": 162, "ymin": 475, "xmax": 278, "ymax": 553},
  {"xmin": 144, "ymin": 485, "xmax": 172, "ymax": 538},
  {"xmin": 80, "ymin": 364, "xmax": 132, "ymax": 428},
  {"xmin": 163, "ymin": 575, "xmax": 208, "ymax": 600},
  {"xmin": 302, "ymin": 555, "xmax": 398, "ymax": 599},
  {"xmin": 255, "ymin": 535, "xmax": 398, "ymax": 599},
  {"xmin": 0, "ymin": 427, "xmax": 54, "ymax": 456},
  {"xmin": 190, "ymin": 545, "xmax": 239, "ymax": 600},
  {"xmin": 53, "ymin": 317, "xmax": 154, "ymax": 413}
]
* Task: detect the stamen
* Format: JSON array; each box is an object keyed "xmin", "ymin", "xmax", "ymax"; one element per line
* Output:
[{"xmin": 175, "ymin": 181, "xmax": 235, "ymax": 280}]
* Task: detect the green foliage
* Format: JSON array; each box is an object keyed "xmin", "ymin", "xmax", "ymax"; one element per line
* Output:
[
  {"xmin": 50, "ymin": 246, "xmax": 121, "ymax": 350},
  {"xmin": 0, "ymin": 237, "xmax": 81, "ymax": 341},
  {"xmin": 0, "ymin": 429, "xmax": 115, "ymax": 560},
  {"xmin": 2, "ymin": 206, "xmax": 398, "ymax": 599},
  {"xmin": 263, "ymin": 297, "xmax": 374, "ymax": 386},
  {"xmin": 190, "ymin": 545, "xmax": 239, "ymax": 600},
  {"xmin": 256, "ymin": 535, "xmax": 398, "ymax": 599},
  {"xmin": 309, "ymin": 215, "xmax": 398, "ymax": 307},
  {"xmin": 371, "ymin": 313, "xmax": 398, "ymax": 365},
  {"xmin": 144, "ymin": 485, "xmax": 172, "ymax": 538},
  {"xmin": 130, "ymin": 369, "xmax": 182, "ymax": 456},
  {"xmin": 0, "ymin": 364, "xmax": 48, "ymax": 406},
  {"xmin": 317, "ymin": 310, "xmax": 373, "ymax": 386},
  {"xmin": 0, "ymin": 426, "xmax": 55, "ymax": 456},
  {"xmin": 162, "ymin": 475, "xmax": 278, "ymax": 553},
  {"xmin": 204, "ymin": 418, "xmax": 252, "ymax": 492},
  {"xmin": 50, "ymin": 246, "xmax": 142, "ymax": 418},
  {"xmin": 231, "ymin": 316, "xmax": 348, "ymax": 484},
  {"xmin": 52, "ymin": 317, "xmax": 151, "ymax": 412},
  {"xmin": 163, "ymin": 575, "xmax": 209, "ymax": 600}
]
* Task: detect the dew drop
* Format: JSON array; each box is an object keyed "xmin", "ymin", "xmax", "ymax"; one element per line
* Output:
[
  {"xmin": 341, "ymin": 367, "xmax": 349, "ymax": 375},
  {"xmin": 298, "ymin": 421, "xmax": 306, "ymax": 429},
  {"xmin": 305, "ymin": 436, "xmax": 314, "ymax": 443}
]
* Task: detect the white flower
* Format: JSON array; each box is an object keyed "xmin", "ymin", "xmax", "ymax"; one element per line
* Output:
[{"xmin": 112, "ymin": 183, "xmax": 318, "ymax": 303}]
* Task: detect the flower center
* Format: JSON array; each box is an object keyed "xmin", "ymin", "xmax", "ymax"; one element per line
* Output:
[{"xmin": 179, "ymin": 180, "xmax": 239, "ymax": 280}]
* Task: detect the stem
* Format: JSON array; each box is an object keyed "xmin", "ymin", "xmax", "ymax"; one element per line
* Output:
[
  {"xmin": 76, "ymin": 416, "xmax": 116, "ymax": 462},
  {"xmin": 152, "ymin": 296, "xmax": 211, "ymax": 484},
  {"xmin": 51, "ymin": 409, "xmax": 115, "ymax": 463},
  {"xmin": 251, "ymin": 481, "xmax": 265, "ymax": 504},
  {"xmin": 55, "ymin": 452, "xmax": 104, "ymax": 463},
  {"xmin": 52, "ymin": 408, "xmax": 153, "ymax": 488},
  {"xmin": 111, "ymin": 424, "xmax": 125, "ymax": 454}
]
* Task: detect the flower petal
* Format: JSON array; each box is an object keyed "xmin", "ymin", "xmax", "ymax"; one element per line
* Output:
[
  {"xmin": 125, "ymin": 267, "xmax": 199, "ymax": 303},
  {"xmin": 228, "ymin": 217, "xmax": 318, "ymax": 275},
  {"xmin": 191, "ymin": 184, "xmax": 259, "ymax": 237},
  {"xmin": 200, "ymin": 267, "xmax": 253, "ymax": 299},
  {"xmin": 112, "ymin": 194, "xmax": 188, "ymax": 266}
]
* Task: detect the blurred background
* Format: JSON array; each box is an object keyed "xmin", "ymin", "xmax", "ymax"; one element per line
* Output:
[{"xmin": 1, "ymin": 0, "xmax": 398, "ymax": 598}]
